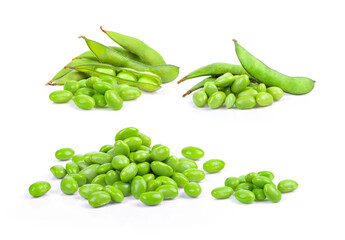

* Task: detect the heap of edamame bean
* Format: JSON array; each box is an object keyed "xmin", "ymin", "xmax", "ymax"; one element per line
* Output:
[
  {"xmin": 28, "ymin": 127, "xmax": 226, "ymax": 207},
  {"xmin": 211, "ymin": 171, "xmax": 298, "ymax": 203},
  {"xmin": 47, "ymin": 26, "xmax": 180, "ymax": 110}
]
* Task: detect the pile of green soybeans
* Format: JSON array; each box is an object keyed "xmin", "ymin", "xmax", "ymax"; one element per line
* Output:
[
  {"xmin": 47, "ymin": 26, "xmax": 179, "ymax": 110},
  {"xmin": 211, "ymin": 171, "xmax": 298, "ymax": 203},
  {"xmin": 28, "ymin": 127, "xmax": 226, "ymax": 207}
]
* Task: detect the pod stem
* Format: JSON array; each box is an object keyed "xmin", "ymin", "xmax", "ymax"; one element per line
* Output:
[
  {"xmin": 232, "ymin": 39, "xmax": 238, "ymax": 43},
  {"xmin": 45, "ymin": 80, "xmax": 57, "ymax": 86},
  {"xmin": 78, "ymin": 35, "xmax": 86, "ymax": 40},
  {"xmin": 182, "ymin": 89, "xmax": 193, "ymax": 97},
  {"xmin": 177, "ymin": 77, "xmax": 187, "ymax": 84},
  {"xmin": 64, "ymin": 66, "xmax": 74, "ymax": 69},
  {"xmin": 100, "ymin": 26, "xmax": 107, "ymax": 33}
]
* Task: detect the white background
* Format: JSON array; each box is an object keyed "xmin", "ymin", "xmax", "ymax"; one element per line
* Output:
[{"xmin": 1, "ymin": 0, "xmax": 344, "ymax": 239}]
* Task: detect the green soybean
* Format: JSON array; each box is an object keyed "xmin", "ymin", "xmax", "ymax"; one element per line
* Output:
[
  {"xmin": 79, "ymin": 164, "xmax": 100, "ymax": 183},
  {"xmin": 264, "ymin": 184, "xmax": 282, "ymax": 203},
  {"xmin": 91, "ymin": 174, "xmax": 107, "ymax": 186},
  {"xmin": 88, "ymin": 191, "xmax": 111, "ymax": 208},
  {"xmin": 131, "ymin": 176, "xmax": 147, "ymax": 199},
  {"xmin": 49, "ymin": 90, "xmax": 73, "ymax": 103},
  {"xmin": 156, "ymin": 176, "xmax": 177, "ymax": 187},
  {"xmin": 90, "ymin": 152, "xmax": 112, "ymax": 164},
  {"xmin": 55, "ymin": 148, "xmax": 74, "ymax": 161},
  {"xmin": 231, "ymin": 75, "xmax": 250, "ymax": 93},
  {"xmin": 203, "ymin": 159, "xmax": 225, "ymax": 173},
  {"xmin": 29, "ymin": 181, "xmax": 51, "ymax": 197},
  {"xmin": 151, "ymin": 161, "xmax": 173, "ymax": 177},
  {"xmin": 137, "ymin": 162, "xmax": 150, "ymax": 175},
  {"xmin": 164, "ymin": 155, "xmax": 179, "ymax": 171},
  {"xmin": 252, "ymin": 188, "xmax": 266, "ymax": 201},
  {"xmin": 147, "ymin": 179, "xmax": 162, "ymax": 191},
  {"xmin": 115, "ymin": 127, "xmax": 139, "ymax": 141},
  {"xmin": 235, "ymin": 190, "xmax": 255, "ymax": 204},
  {"xmin": 181, "ymin": 146, "xmax": 204, "ymax": 160},
  {"xmin": 224, "ymin": 177, "xmax": 240, "ymax": 189},
  {"xmin": 215, "ymin": 72, "xmax": 235, "ymax": 88},
  {"xmin": 176, "ymin": 158, "xmax": 198, "ymax": 173},
  {"xmin": 137, "ymin": 132, "xmax": 151, "ymax": 147},
  {"xmin": 50, "ymin": 165, "xmax": 67, "ymax": 179},
  {"xmin": 211, "ymin": 186, "xmax": 234, "ymax": 199},
  {"xmin": 104, "ymin": 185, "xmax": 124, "ymax": 203},
  {"xmin": 72, "ymin": 155, "xmax": 84, "ymax": 164},
  {"xmin": 69, "ymin": 174, "xmax": 87, "ymax": 186},
  {"xmin": 93, "ymin": 81, "xmax": 115, "ymax": 94},
  {"xmin": 74, "ymin": 95, "xmax": 95, "ymax": 110},
  {"xmin": 113, "ymin": 181, "xmax": 131, "ymax": 197},
  {"xmin": 123, "ymin": 137, "xmax": 142, "ymax": 152},
  {"xmin": 204, "ymin": 82, "xmax": 218, "ymax": 97},
  {"xmin": 64, "ymin": 80, "xmax": 80, "ymax": 94},
  {"xmin": 112, "ymin": 155, "xmax": 130, "ymax": 170},
  {"xmin": 245, "ymin": 172, "xmax": 258, "ymax": 183},
  {"xmin": 183, "ymin": 77, "xmax": 216, "ymax": 97},
  {"xmin": 184, "ymin": 182, "xmax": 202, "ymax": 198},
  {"xmin": 252, "ymin": 176, "xmax": 273, "ymax": 188},
  {"xmin": 75, "ymin": 87, "xmax": 96, "ymax": 97},
  {"xmin": 66, "ymin": 162, "xmax": 79, "ymax": 175},
  {"xmin": 258, "ymin": 171, "xmax": 275, "ymax": 180},
  {"xmin": 150, "ymin": 145, "xmax": 170, "ymax": 161},
  {"xmin": 139, "ymin": 191, "xmax": 164, "ymax": 206},
  {"xmin": 120, "ymin": 163, "xmax": 138, "ymax": 182},
  {"xmin": 118, "ymin": 87, "xmax": 141, "ymax": 101},
  {"xmin": 97, "ymin": 163, "xmax": 113, "ymax": 174},
  {"xmin": 110, "ymin": 140, "xmax": 130, "ymax": 157},
  {"xmin": 256, "ymin": 92, "xmax": 274, "ymax": 107},
  {"xmin": 277, "ymin": 179, "xmax": 298, "ymax": 193},
  {"xmin": 208, "ymin": 91, "xmax": 226, "ymax": 109},
  {"xmin": 193, "ymin": 90, "xmax": 208, "ymax": 107},
  {"xmin": 104, "ymin": 90, "xmax": 123, "ymax": 110},
  {"xmin": 236, "ymin": 183, "xmax": 255, "ymax": 191},
  {"xmin": 60, "ymin": 176, "xmax": 79, "ymax": 195},
  {"xmin": 267, "ymin": 87, "xmax": 284, "ymax": 101},
  {"xmin": 172, "ymin": 172, "xmax": 189, "ymax": 188},
  {"xmin": 132, "ymin": 151, "xmax": 150, "ymax": 163},
  {"xmin": 182, "ymin": 169, "xmax": 205, "ymax": 183},
  {"xmin": 235, "ymin": 96, "xmax": 256, "ymax": 109},
  {"xmin": 238, "ymin": 89, "xmax": 258, "ymax": 98},
  {"xmin": 79, "ymin": 184, "xmax": 104, "ymax": 199},
  {"xmin": 225, "ymin": 93, "xmax": 236, "ymax": 109},
  {"xmin": 257, "ymin": 83, "xmax": 266, "ymax": 92},
  {"xmin": 143, "ymin": 174, "xmax": 155, "ymax": 183},
  {"xmin": 105, "ymin": 170, "xmax": 120, "ymax": 185},
  {"xmin": 156, "ymin": 185, "xmax": 178, "ymax": 200}
]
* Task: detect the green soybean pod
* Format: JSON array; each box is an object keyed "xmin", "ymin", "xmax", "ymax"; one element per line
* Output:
[
  {"xmin": 120, "ymin": 163, "xmax": 138, "ymax": 182},
  {"xmin": 66, "ymin": 162, "xmax": 79, "ymax": 175},
  {"xmin": 182, "ymin": 169, "xmax": 205, "ymax": 183},
  {"xmin": 252, "ymin": 188, "xmax": 266, "ymax": 201},
  {"xmin": 110, "ymin": 140, "xmax": 130, "ymax": 157},
  {"xmin": 104, "ymin": 90, "xmax": 123, "ymax": 110},
  {"xmin": 91, "ymin": 174, "xmax": 107, "ymax": 186},
  {"xmin": 252, "ymin": 176, "xmax": 273, "ymax": 188},
  {"xmin": 156, "ymin": 185, "xmax": 178, "ymax": 200},
  {"xmin": 225, "ymin": 93, "xmax": 236, "ymax": 109},
  {"xmin": 79, "ymin": 164, "xmax": 100, "ymax": 183},
  {"xmin": 60, "ymin": 176, "xmax": 79, "ymax": 195},
  {"xmin": 88, "ymin": 191, "xmax": 111, "ymax": 208},
  {"xmin": 181, "ymin": 146, "xmax": 204, "ymax": 160},
  {"xmin": 211, "ymin": 186, "xmax": 234, "ymax": 199},
  {"xmin": 164, "ymin": 155, "xmax": 179, "ymax": 171},
  {"xmin": 123, "ymin": 137, "xmax": 142, "ymax": 152},
  {"xmin": 224, "ymin": 177, "xmax": 240, "ymax": 189},
  {"xmin": 113, "ymin": 181, "xmax": 131, "ymax": 197},
  {"xmin": 245, "ymin": 172, "xmax": 259, "ymax": 183},
  {"xmin": 150, "ymin": 145, "xmax": 170, "ymax": 161},
  {"xmin": 231, "ymin": 75, "xmax": 250, "ymax": 93},
  {"xmin": 104, "ymin": 185, "xmax": 124, "ymax": 203},
  {"xmin": 264, "ymin": 183, "xmax": 282, "ymax": 203},
  {"xmin": 139, "ymin": 191, "xmax": 164, "ymax": 206},
  {"xmin": 184, "ymin": 182, "xmax": 202, "ymax": 198},
  {"xmin": 69, "ymin": 174, "xmax": 87, "ymax": 186},
  {"xmin": 74, "ymin": 95, "xmax": 95, "ymax": 110},
  {"xmin": 151, "ymin": 161, "xmax": 174, "ymax": 177},
  {"xmin": 137, "ymin": 132, "xmax": 151, "ymax": 147},
  {"xmin": 256, "ymin": 92, "xmax": 274, "ymax": 107},
  {"xmin": 55, "ymin": 148, "xmax": 75, "ymax": 161},
  {"xmin": 143, "ymin": 174, "xmax": 155, "ymax": 183},
  {"xmin": 208, "ymin": 91, "xmax": 226, "ymax": 109},
  {"xmin": 267, "ymin": 87, "xmax": 284, "ymax": 101},
  {"xmin": 75, "ymin": 87, "xmax": 96, "ymax": 97},
  {"xmin": 172, "ymin": 172, "xmax": 189, "ymax": 188},
  {"xmin": 238, "ymin": 89, "xmax": 258, "ymax": 98},
  {"xmin": 93, "ymin": 94, "xmax": 107, "ymax": 107},
  {"xmin": 112, "ymin": 155, "xmax": 130, "ymax": 170},
  {"xmin": 193, "ymin": 90, "xmax": 208, "ymax": 108},
  {"xmin": 78, "ymin": 184, "xmax": 104, "ymax": 199},
  {"xmin": 99, "ymin": 145, "xmax": 114, "ymax": 153},
  {"xmin": 49, "ymin": 90, "xmax": 73, "ymax": 103},
  {"xmin": 176, "ymin": 158, "xmax": 198, "ymax": 173},
  {"xmin": 235, "ymin": 190, "xmax": 255, "ymax": 204},
  {"xmin": 29, "ymin": 181, "xmax": 51, "ymax": 197},
  {"xmin": 258, "ymin": 171, "xmax": 275, "ymax": 180},
  {"xmin": 64, "ymin": 80, "xmax": 80, "ymax": 94},
  {"xmin": 203, "ymin": 159, "xmax": 225, "ymax": 173},
  {"xmin": 119, "ymin": 87, "xmax": 141, "ymax": 101},
  {"xmin": 277, "ymin": 180, "xmax": 298, "ymax": 193},
  {"xmin": 97, "ymin": 163, "xmax": 113, "ymax": 174},
  {"xmin": 131, "ymin": 176, "xmax": 147, "ymax": 199},
  {"xmin": 50, "ymin": 165, "xmax": 67, "ymax": 179},
  {"xmin": 147, "ymin": 179, "xmax": 162, "ymax": 191},
  {"xmin": 236, "ymin": 183, "xmax": 255, "ymax": 191},
  {"xmin": 115, "ymin": 127, "xmax": 139, "ymax": 141},
  {"xmin": 204, "ymin": 82, "xmax": 218, "ymax": 97},
  {"xmin": 105, "ymin": 170, "xmax": 120, "ymax": 185},
  {"xmin": 137, "ymin": 162, "xmax": 150, "ymax": 175},
  {"xmin": 257, "ymin": 83, "xmax": 266, "ymax": 92},
  {"xmin": 72, "ymin": 155, "xmax": 84, "ymax": 164},
  {"xmin": 235, "ymin": 96, "xmax": 256, "ymax": 109}
]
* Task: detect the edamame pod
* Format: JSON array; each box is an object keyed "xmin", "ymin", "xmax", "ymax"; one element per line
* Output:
[
  {"xmin": 233, "ymin": 40, "xmax": 314, "ymax": 95},
  {"xmin": 183, "ymin": 77, "xmax": 216, "ymax": 97},
  {"xmin": 73, "ymin": 46, "xmax": 141, "ymax": 62}
]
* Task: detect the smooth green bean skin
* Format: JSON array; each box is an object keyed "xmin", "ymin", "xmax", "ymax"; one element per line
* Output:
[
  {"xmin": 239, "ymin": 175, "xmax": 246, "ymax": 183},
  {"xmin": 77, "ymin": 161, "xmax": 89, "ymax": 170},
  {"xmin": 258, "ymin": 171, "xmax": 275, "ymax": 180},
  {"xmin": 72, "ymin": 155, "xmax": 84, "ymax": 164},
  {"xmin": 266, "ymin": 87, "xmax": 284, "ymax": 101},
  {"xmin": 208, "ymin": 92, "xmax": 226, "ymax": 109},
  {"xmin": 109, "ymin": 141, "xmax": 130, "ymax": 157},
  {"xmin": 120, "ymin": 163, "xmax": 138, "ymax": 182},
  {"xmin": 123, "ymin": 137, "xmax": 142, "ymax": 152},
  {"xmin": 79, "ymin": 79, "xmax": 87, "ymax": 88},
  {"xmin": 29, "ymin": 181, "xmax": 51, "ymax": 197},
  {"xmin": 235, "ymin": 96, "xmax": 256, "ymax": 109},
  {"xmin": 74, "ymin": 95, "xmax": 95, "ymax": 110},
  {"xmin": 236, "ymin": 183, "xmax": 255, "ymax": 191},
  {"xmin": 66, "ymin": 162, "xmax": 79, "ymax": 175},
  {"xmin": 204, "ymin": 82, "xmax": 218, "ymax": 97},
  {"xmin": 115, "ymin": 127, "xmax": 139, "ymax": 141},
  {"xmin": 50, "ymin": 165, "xmax": 67, "ymax": 179},
  {"xmin": 256, "ymin": 92, "xmax": 274, "ymax": 107},
  {"xmin": 133, "ymin": 151, "xmax": 150, "ymax": 164},
  {"xmin": 55, "ymin": 148, "xmax": 75, "ymax": 161},
  {"xmin": 88, "ymin": 191, "xmax": 111, "ymax": 208},
  {"xmin": 99, "ymin": 145, "xmax": 114, "ymax": 153},
  {"xmin": 80, "ymin": 36, "xmax": 179, "ymax": 83},
  {"xmin": 235, "ymin": 190, "xmax": 255, "ymax": 204},
  {"xmin": 113, "ymin": 181, "xmax": 131, "ymax": 197},
  {"xmin": 203, "ymin": 159, "xmax": 225, "ymax": 173},
  {"xmin": 238, "ymin": 89, "xmax": 258, "ymax": 98},
  {"xmin": 74, "ymin": 46, "xmax": 141, "ymax": 62},
  {"xmin": 233, "ymin": 40, "xmax": 314, "ymax": 95},
  {"xmin": 252, "ymin": 188, "xmax": 266, "ymax": 201},
  {"xmin": 91, "ymin": 174, "xmax": 107, "ymax": 186},
  {"xmin": 64, "ymin": 80, "xmax": 80, "ymax": 94},
  {"xmin": 193, "ymin": 90, "xmax": 208, "ymax": 107},
  {"xmin": 164, "ymin": 155, "xmax": 179, "ymax": 171},
  {"xmin": 139, "ymin": 191, "xmax": 164, "ymax": 206},
  {"xmin": 135, "ymin": 160, "xmax": 151, "ymax": 175},
  {"xmin": 176, "ymin": 158, "xmax": 198, "ymax": 173},
  {"xmin": 224, "ymin": 177, "xmax": 240, "ymax": 189},
  {"xmin": 231, "ymin": 75, "xmax": 250, "ymax": 93},
  {"xmin": 105, "ymin": 170, "xmax": 120, "ymax": 185},
  {"xmin": 90, "ymin": 152, "xmax": 112, "ymax": 164},
  {"xmin": 156, "ymin": 185, "xmax": 178, "ymax": 200},
  {"xmin": 93, "ymin": 81, "xmax": 115, "ymax": 94},
  {"xmin": 156, "ymin": 176, "xmax": 177, "ymax": 187},
  {"xmin": 257, "ymin": 83, "xmax": 266, "ymax": 92},
  {"xmin": 151, "ymin": 161, "xmax": 174, "ymax": 177},
  {"xmin": 104, "ymin": 185, "xmax": 124, "ymax": 203},
  {"xmin": 49, "ymin": 70, "xmax": 88, "ymax": 86},
  {"xmin": 211, "ymin": 186, "xmax": 234, "ymax": 199},
  {"xmin": 104, "ymin": 90, "xmax": 123, "ymax": 110},
  {"xmin": 252, "ymin": 176, "xmax": 273, "ymax": 188},
  {"xmin": 183, "ymin": 77, "xmax": 216, "ymax": 97},
  {"xmin": 184, "ymin": 182, "xmax": 202, "ymax": 198},
  {"xmin": 143, "ymin": 174, "xmax": 155, "ymax": 183},
  {"xmin": 150, "ymin": 145, "xmax": 170, "ymax": 161},
  {"xmin": 119, "ymin": 87, "xmax": 141, "ymax": 101},
  {"xmin": 79, "ymin": 184, "xmax": 104, "ymax": 199},
  {"xmin": 138, "ymin": 132, "xmax": 151, "ymax": 147},
  {"xmin": 183, "ymin": 169, "xmax": 205, "ymax": 183},
  {"xmin": 79, "ymin": 164, "xmax": 100, "ymax": 183},
  {"xmin": 117, "ymin": 72, "xmax": 137, "ymax": 81},
  {"xmin": 172, "ymin": 172, "xmax": 189, "ymax": 188},
  {"xmin": 60, "ymin": 177, "xmax": 79, "ymax": 195},
  {"xmin": 75, "ymin": 87, "xmax": 95, "ymax": 97},
  {"xmin": 277, "ymin": 180, "xmax": 298, "ymax": 193},
  {"xmin": 264, "ymin": 184, "xmax": 281, "ymax": 203},
  {"xmin": 245, "ymin": 172, "xmax": 259, "ymax": 183},
  {"xmin": 69, "ymin": 174, "xmax": 87, "ymax": 186},
  {"xmin": 147, "ymin": 179, "xmax": 162, "ymax": 191},
  {"xmin": 225, "ymin": 93, "xmax": 236, "ymax": 109},
  {"xmin": 49, "ymin": 90, "xmax": 73, "ymax": 103},
  {"xmin": 100, "ymin": 75, "xmax": 117, "ymax": 86},
  {"xmin": 131, "ymin": 176, "xmax": 147, "ymax": 199},
  {"xmin": 101, "ymin": 27, "xmax": 166, "ymax": 65},
  {"xmin": 178, "ymin": 62, "xmax": 250, "ymax": 83},
  {"xmin": 181, "ymin": 146, "xmax": 204, "ymax": 160},
  {"xmin": 215, "ymin": 73, "xmax": 234, "ymax": 88}
]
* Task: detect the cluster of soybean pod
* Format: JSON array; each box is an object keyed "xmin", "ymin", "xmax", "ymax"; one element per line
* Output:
[
  {"xmin": 29, "ymin": 127, "xmax": 228, "ymax": 207},
  {"xmin": 212, "ymin": 172, "xmax": 298, "ymax": 204},
  {"xmin": 179, "ymin": 39, "xmax": 315, "ymax": 109},
  {"xmin": 47, "ymin": 26, "xmax": 179, "ymax": 110}
]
